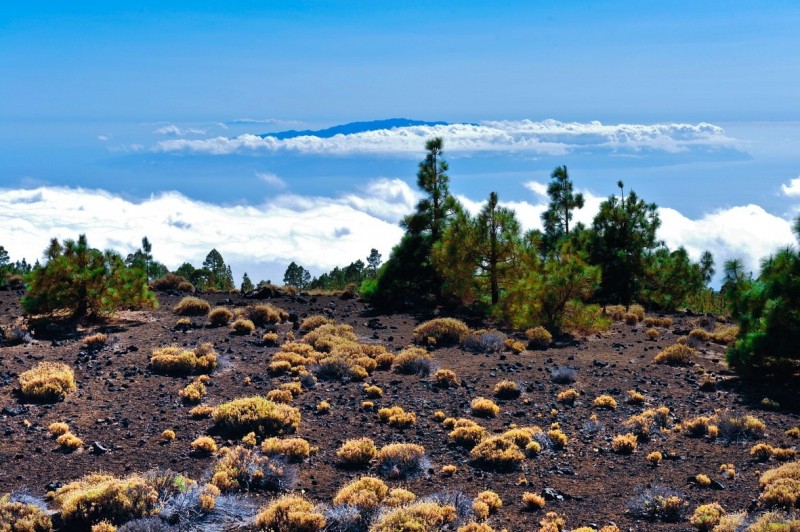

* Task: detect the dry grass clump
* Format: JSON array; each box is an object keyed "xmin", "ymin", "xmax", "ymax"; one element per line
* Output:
[
  {"xmin": 260, "ymin": 437, "xmax": 312, "ymax": 461},
  {"xmin": 623, "ymin": 407, "xmax": 671, "ymax": 440},
  {"xmin": 470, "ymin": 436, "xmax": 525, "ymax": 470},
  {"xmin": 525, "ymin": 326, "xmax": 552, "ymax": 349},
  {"xmin": 262, "ymin": 331, "xmax": 279, "ymax": 345},
  {"xmin": 0, "ymin": 493, "xmax": 53, "ymax": 532},
  {"xmin": 758, "ymin": 461, "xmax": 800, "ymax": 508},
  {"xmin": 647, "ymin": 451, "xmax": 663, "ymax": 465},
  {"xmin": 624, "ymin": 312, "xmax": 640, "ymax": 325},
  {"xmin": 231, "ymin": 318, "xmax": 256, "ymax": 335},
  {"xmin": 173, "ymin": 296, "xmax": 211, "ymax": 316},
  {"xmin": 441, "ymin": 464, "xmax": 457, "ymax": 476},
  {"xmin": 56, "ymin": 432, "xmax": 83, "ymax": 450},
  {"xmin": 645, "ymin": 328, "xmax": 660, "ymax": 340},
  {"xmin": 458, "ymin": 522, "xmax": 495, "ymax": 532},
  {"xmin": 786, "ymin": 427, "xmax": 800, "ymax": 438},
  {"xmin": 210, "ymin": 445, "xmax": 295, "ymax": 492},
  {"xmin": 83, "ymin": 332, "xmax": 108, "ymax": 348},
  {"xmin": 493, "ymin": 380, "xmax": 521, "ymax": 399},
  {"xmin": 522, "ymin": 492, "xmax": 546, "ymax": 510},
  {"xmin": 611, "ymin": 433, "xmax": 638, "ymax": 454},
  {"xmin": 266, "ymin": 389, "xmax": 294, "ymax": 404},
  {"xmin": 18, "ymin": 362, "xmax": 77, "ymax": 402},
  {"xmin": 253, "ymin": 494, "xmax": 326, "ymax": 531},
  {"xmin": 377, "ymin": 406, "xmax": 417, "ymax": 428},
  {"xmin": 268, "ymin": 360, "xmax": 292, "ymax": 375},
  {"xmin": 174, "ymin": 317, "xmax": 192, "ymax": 330},
  {"xmin": 370, "ymin": 500, "xmax": 457, "ymax": 532},
  {"xmin": 392, "ymin": 347, "xmax": 435, "ymax": 375},
  {"xmin": 750, "ymin": 443, "xmax": 773, "ymax": 461},
  {"xmin": 179, "ymin": 375, "xmax": 209, "ymax": 403},
  {"xmin": 191, "ymin": 436, "xmax": 218, "ymax": 454},
  {"xmin": 161, "ymin": 429, "xmax": 176, "ymax": 442},
  {"xmin": 332, "ymin": 476, "xmax": 388, "ymax": 511},
  {"xmin": 363, "ymin": 384, "xmax": 383, "ymax": 397},
  {"xmin": 605, "ymin": 305, "xmax": 626, "ymax": 321},
  {"xmin": 501, "ymin": 426, "xmax": 542, "ymax": 448},
  {"xmin": 189, "ymin": 405, "xmax": 213, "ymax": 419},
  {"xmin": 150, "ymin": 273, "xmax": 192, "ymax": 292},
  {"xmin": 212, "ymin": 396, "xmax": 300, "ymax": 436},
  {"xmin": 471, "ymin": 397, "xmax": 500, "ymax": 417},
  {"xmin": 654, "ymin": 344, "xmax": 697, "ymax": 365},
  {"xmin": 745, "ymin": 512, "xmax": 800, "ymax": 531},
  {"xmin": 689, "ymin": 502, "xmax": 725, "ymax": 531},
  {"xmin": 207, "ymin": 307, "xmax": 233, "ymax": 326},
  {"xmin": 337, "ymin": 437, "xmax": 377, "ymax": 467},
  {"xmin": 413, "ymin": 317, "xmax": 470, "ymax": 346},
  {"xmin": 548, "ymin": 428, "xmax": 568, "ymax": 449},
  {"xmin": 375, "ymin": 352, "xmax": 395, "ymax": 369},
  {"xmin": 643, "ymin": 316, "xmax": 673, "ymax": 328},
  {"xmin": 449, "ymin": 419, "xmax": 488, "ymax": 447},
  {"xmin": 316, "ymin": 401, "xmax": 330, "ymax": 414},
  {"xmin": 376, "ymin": 443, "xmax": 428, "ymax": 478},
  {"xmin": 627, "ymin": 485, "xmax": 688, "ymax": 522},
  {"xmin": 432, "ymin": 368, "xmax": 460, "ymax": 388},
  {"xmin": 50, "ymin": 473, "xmax": 158, "ymax": 528},
  {"xmin": 593, "ymin": 394, "xmax": 617, "ymax": 410},
  {"xmin": 241, "ymin": 304, "xmax": 289, "ymax": 326},
  {"xmin": 626, "ymin": 389, "xmax": 645, "ymax": 404},
  {"xmin": 683, "ymin": 416, "xmax": 714, "ymax": 437},
  {"xmin": 302, "ymin": 323, "xmax": 357, "ymax": 350},
  {"xmin": 505, "ymin": 339, "xmax": 525, "ymax": 353},
  {"xmin": 475, "ymin": 490, "xmax": 503, "ymax": 515},
  {"xmin": 716, "ymin": 413, "xmax": 766, "ymax": 441},
  {"xmin": 695, "ymin": 474, "xmax": 712, "ymax": 487},
  {"xmin": 48, "ymin": 421, "xmax": 70, "ymax": 436},
  {"xmin": 629, "ymin": 303, "xmax": 645, "ymax": 321},
  {"xmin": 385, "ymin": 488, "xmax": 417, "ymax": 507},
  {"xmin": 300, "ymin": 314, "xmax": 333, "ymax": 331},
  {"xmin": 150, "ymin": 342, "xmax": 217, "ymax": 375},
  {"xmin": 556, "ymin": 388, "xmax": 579, "ymax": 405}
]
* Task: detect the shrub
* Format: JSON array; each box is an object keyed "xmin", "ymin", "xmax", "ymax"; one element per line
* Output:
[
  {"xmin": 254, "ymin": 495, "xmax": 325, "ymax": 531},
  {"xmin": 260, "ymin": 437, "xmax": 312, "ymax": 462},
  {"xmin": 212, "ymin": 396, "xmax": 300, "ymax": 437},
  {"xmin": 493, "ymin": 380, "xmax": 521, "ymax": 399},
  {"xmin": 375, "ymin": 352, "xmax": 395, "ymax": 369},
  {"xmin": 758, "ymin": 462, "xmax": 800, "ymax": 508},
  {"xmin": 377, "ymin": 406, "xmax": 417, "ymax": 428},
  {"xmin": 689, "ymin": 503, "xmax": 725, "ymax": 531},
  {"xmin": 654, "ymin": 344, "xmax": 696, "ymax": 365},
  {"xmin": 626, "ymin": 389, "xmax": 645, "ymax": 404},
  {"xmin": 647, "ymin": 451, "xmax": 663, "ymax": 465},
  {"xmin": 242, "ymin": 304, "xmax": 288, "ymax": 326},
  {"xmin": 556, "ymin": 388, "xmax": 579, "ymax": 405},
  {"xmin": 51, "ymin": 473, "xmax": 158, "ymax": 527},
  {"xmin": 161, "ymin": 429, "xmax": 176, "ymax": 442},
  {"xmin": 683, "ymin": 416, "xmax": 713, "ymax": 437},
  {"xmin": 441, "ymin": 464, "xmax": 457, "ymax": 476},
  {"xmin": 624, "ymin": 312, "xmax": 640, "ymax": 325},
  {"xmin": 56, "ymin": 432, "xmax": 83, "ymax": 450},
  {"xmin": 211, "ymin": 446, "xmax": 296, "ymax": 493},
  {"xmin": 522, "ymin": 492, "xmax": 546, "ymax": 510},
  {"xmin": 605, "ymin": 305, "xmax": 626, "ymax": 321},
  {"xmin": 231, "ymin": 318, "xmax": 255, "ymax": 335},
  {"xmin": 49, "ymin": 422, "xmax": 70, "ymax": 436},
  {"xmin": 280, "ymin": 381, "xmax": 303, "ymax": 397},
  {"xmin": 550, "ymin": 366, "xmax": 576, "ymax": 384},
  {"xmin": 332, "ymin": 476, "xmax": 388, "ymax": 511},
  {"xmin": 207, "ymin": 307, "xmax": 233, "ymax": 326},
  {"xmin": 376, "ymin": 443, "xmax": 428, "ymax": 478},
  {"xmin": 593, "ymin": 395, "xmax": 617, "ymax": 410},
  {"xmin": 266, "ymin": 389, "xmax": 294, "ymax": 404},
  {"xmin": 629, "ymin": 303, "xmax": 645, "ymax": 320},
  {"xmin": 643, "ymin": 316, "xmax": 673, "ymax": 328},
  {"xmin": 173, "ymin": 296, "xmax": 211, "ymax": 316},
  {"xmin": 336, "ymin": 437, "xmax": 377, "ymax": 467},
  {"xmin": 525, "ymin": 326, "xmax": 553, "ymax": 349},
  {"xmin": 83, "ymin": 332, "xmax": 108, "ymax": 348},
  {"xmin": 179, "ymin": 377, "xmax": 208, "ymax": 403},
  {"xmin": 316, "ymin": 401, "xmax": 330, "ymax": 414},
  {"xmin": 0, "ymin": 494, "xmax": 53, "ymax": 532},
  {"xmin": 462, "ymin": 331, "xmax": 506, "ymax": 353},
  {"xmin": 268, "ymin": 360, "xmax": 292, "ymax": 375},
  {"xmin": 150, "ymin": 273, "xmax": 192, "ymax": 292},
  {"xmin": 470, "ymin": 436, "xmax": 524, "ymax": 470},
  {"xmin": 611, "ymin": 433, "xmax": 638, "ymax": 454},
  {"xmin": 22, "ymin": 234, "xmax": 157, "ymax": 318},
  {"xmin": 645, "ymin": 328, "xmax": 660, "ymax": 340},
  {"xmin": 547, "ymin": 429, "xmax": 568, "ymax": 449},
  {"xmin": 150, "ymin": 343, "xmax": 217, "ymax": 375},
  {"xmin": 717, "ymin": 414, "xmax": 766, "ymax": 442},
  {"xmin": 392, "ymin": 347, "xmax": 435, "ymax": 375},
  {"xmin": 626, "ymin": 485, "xmax": 687, "ymax": 522},
  {"xmin": 189, "ymin": 405, "xmax": 213, "ymax": 418},
  {"xmin": 458, "ymin": 522, "xmax": 495, "ymax": 532},
  {"xmin": 385, "ymin": 488, "xmax": 417, "ymax": 507},
  {"xmin": 18, "ymin": 362, "xmax": 76, "ymax": 402},
  {"xmin": 191, "ymin": 436, "xmax": 217, "ymax": 454},
  {"xmin": 432, "ymin": 368, "xmax": 460, "ymax": 388},
  {"xmin": 450, "ymin": 419, "xmax": 488, "ymax": 447},
  {"xmin": 470, "ymin": 397, "xmax": 500, "ymax": 418},
  {"xmin": 370, "ymin": 501, "xmax": 457, "ymax": 532},
  {"xmin": 363, "ymin": 384, "xmax": 383, "ymax": 398},
  {"xmin": 262, "ymin": 332, "xmax": 279, "ymax": 345},
  {"xmin": 695, "ymin": 474, "xmax": 712, "ymax": 487},
  {"xmin": 413, "ymin": 318, "xmax": 470, "ymax": 346},
  {"xmin": 300, "ymin": 315, "xmax": 332, "ymax": 331},
  {"xmin": 506, "ymin": 339, "xmax": 525, "ymax": 353},
  {"xmin": 475, "ymin": 490, "xmax": 502, "ymax": 514}
]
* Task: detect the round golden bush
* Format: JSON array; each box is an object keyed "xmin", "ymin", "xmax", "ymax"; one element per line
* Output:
[
  {"xmin": 525, "ymin": 326, "xmax": 552, "ymax": 348},
  {"xmin": 412, "ymin": 317, "xmax": 470, "ymax": 346},
  {"xmin": 173, "ymin": 296, "xmax": 211, "ymax": 316},
  {"xmin": 337, "ymin": 437, "xmax": 377, "ymax": 467},
  {"xmin": 231, "ymin": 318, "xmax": 256, "ymax": 335},
  {"xmin": 18, "ymin": 362, "xmax": 77, "ymax": 402},
  {"xmin": 254, "ymin": 495, "xmax": 326, "ymax": 532},
  {"xmin": 654, "ymin": 343, "xmax": 697, "ymax": 365},
  {"xmin": 470, "ymin": 436, "xmax": 524, "ymax": 470},
  {"xmin": 208, "ymin": 307, "xmax": 234, "ymax": 326},
  {"xmin": 212, "ymin": 396, "xmax": 301, "ymax": 436}
]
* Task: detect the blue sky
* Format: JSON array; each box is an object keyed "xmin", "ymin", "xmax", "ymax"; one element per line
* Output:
[{"xmin": 2, "ymin": 2, "xmax": 799, "ymax": 286}]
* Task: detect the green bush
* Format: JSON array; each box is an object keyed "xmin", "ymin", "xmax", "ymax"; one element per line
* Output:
[{"xmin": 22, "ymin": 235, "xmax": 157, "ymax": 318}]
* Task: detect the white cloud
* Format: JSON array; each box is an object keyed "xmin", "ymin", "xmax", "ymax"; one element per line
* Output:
[
  {"xmin": 781, "ymin": 177, "xmax": 800, "ymax": 197},
  {"xmin": 97, "ymin": 135, "xmax": 110, "ymax": 142},
  {"xmin": 154, "ymin": 125, "xmax": 207, "ymax": 136},
  {"xmin": 255, "ymin": 172, "xmax": 287, "ymax": 189},
  {"xmin": 524, "ymin": 181, "xmax": 548, "ymax": 198},
  {"xmin": 0, "ymin": 184, "xmax": 407, "ymax": 284},
  {"xmin": 155, "ymin": 119, "xmax": 744, "ymax": 158}
]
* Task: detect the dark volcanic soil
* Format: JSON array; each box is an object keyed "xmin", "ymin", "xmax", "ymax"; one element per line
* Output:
[{"xmin": 1, "ymin": 288, "xmax": 799, "ymax": 531}]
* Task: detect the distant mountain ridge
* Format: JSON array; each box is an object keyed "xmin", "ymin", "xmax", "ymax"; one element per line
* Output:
[{"xmin": 260, "ymin": 118, "xmax": 449, "ymax": 140}]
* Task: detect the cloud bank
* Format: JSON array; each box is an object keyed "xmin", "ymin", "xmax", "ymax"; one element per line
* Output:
[
  {"xmin": 155, "ymin": 119, "xmax": 744, "ymax": 158},
  {"xmin": 2, "ymin": 179, "xmax": 793, "ymax": 289}
]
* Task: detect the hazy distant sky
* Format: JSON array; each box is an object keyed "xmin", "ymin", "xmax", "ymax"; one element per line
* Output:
[{"xmin": 2, "ymin": 2, "xmax": 799, "ymax": 286}]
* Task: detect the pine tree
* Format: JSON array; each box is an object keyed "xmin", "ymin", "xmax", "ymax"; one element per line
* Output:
[
  {"xmin": 241, "ymin": 272, "xmax": 254, "ymax": 293},
  {"xmin": 541, "ymin": 166, "xmax": 584, "ymax": 255}
]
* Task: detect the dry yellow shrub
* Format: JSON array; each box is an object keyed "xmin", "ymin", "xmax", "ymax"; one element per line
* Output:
[
  {"xmin": 19, "ymin": 362, "xmax": 76, "ymax": 402},
  {"xmin": 336, "ymin": 437, "xmax": 377, "ymax": 467}
]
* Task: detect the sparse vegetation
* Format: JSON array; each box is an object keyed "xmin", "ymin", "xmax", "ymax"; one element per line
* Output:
[
  {"xmin": 336, "ymin": 437, "xmax": 377, "ymax": 467},
  {"xmin": 654, "ymin": 343, "xmax": 696, "ymax": 365},
  {"xmin": 413, "ymin": 317, "xmax": 470, "ymax": 346},
  {"xmin": 150, "ymin": 343, "xmax": 217, "ymax": 375},
  {"xmin": 212, "ymin": 396, "xmax": 300, "ymax": 436},
  {"xmin": 19, "ymin": 362, "xmax": 77, "ymax": 402},
  {"xmin": 173, "ymin": 296, "xmax": 211, "ymax": 316}
]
